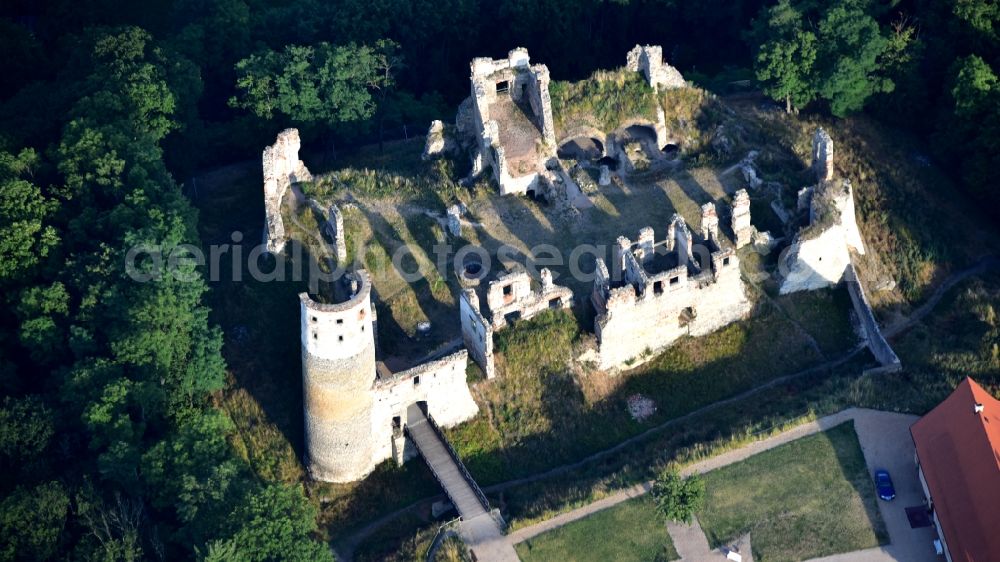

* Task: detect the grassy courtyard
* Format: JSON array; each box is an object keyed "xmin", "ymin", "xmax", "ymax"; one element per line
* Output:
[
  {"xmin": 697, "ymin": 421, "xmax": 887, "ymax": 562},
  {"xmin": 514, "ymin": 495, "xmax": 679, "ymax": 562}
]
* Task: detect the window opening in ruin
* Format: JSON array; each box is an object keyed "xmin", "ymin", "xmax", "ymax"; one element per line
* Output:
[
  {"xmin": 338, "ymin": 335, "xmax": 344, "ymax": 342},
  {"xmin": 413, "ymin": 376, "xmax": 420, "ymax": 386},
  {"xmin": 503, "ymin": 285, "xmax": 512, "ymax": 296},
  {"xmin": 497, "ymin": 80, "xmax": 510, "ymax": 93},
  {"xmin": 669, "ymin": 276, "xmax": 679, "ymax": 285},
  {"xmin": 504, "ymin": 311, "xmax": 521, "ymax": 325},
  {"xmin": 723, "ymin": 257, "xmax": 730, "ymax": 266},
  {"xmin": 392, "ymin": 416, "xmax": 401, "ymax": 429},
  {"xmin": 653, "ymin": 280, "xmax": 664, "ymax": 295},
  {"xmin": 336, "ymin": 318, "xmax": 343, "ymax": 325},
  {"xmin": 313, "ymin": 333, "xmax": 317, "ymax": 340},
  {"xmin": 311, "ymin": 316, "xmax": 317, "ymax": 322},
  {"xmin": 548, "ymin": 297, "xmax": 561, "ymax": 309},
  {"xmin": 361, "ymin": 324, "xmax": 365, "ymax": 332}
]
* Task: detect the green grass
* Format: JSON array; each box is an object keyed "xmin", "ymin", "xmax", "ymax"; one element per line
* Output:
[
  {"xmin": 776, "ymin": 286, "xmax": 857, "ymax": 358},
  {"xmin": 697, "ymin": 421, "xmax": 887, "ymax": 562},
  {"xmin": 448, "ymin": 298, "xmax": 831, "ymax": 486},
  {"xmin": 515, "ymin": 496, "xmax": 679, "ymax": 562}
]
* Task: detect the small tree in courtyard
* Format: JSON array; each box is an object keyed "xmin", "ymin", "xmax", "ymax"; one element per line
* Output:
[{"xmin": 651, "ymin": 468, "xmax": 705, "ymax": 524}]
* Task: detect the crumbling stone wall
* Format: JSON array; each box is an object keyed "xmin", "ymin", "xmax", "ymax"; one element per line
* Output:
[
  {"xmin": 422, "ymin": 120, "xmax": 457, "ymax": 161},
  {"xmin": 263, "ymin": 129, "xmax": 312, "ymax": 254},
  {"xmin": 812, "ymin": 127, "xmax": 834, "ymax": 182},
  {"xmin": 302, "ymin": 270, "xmax": 479, "ymax": 482},
  {"xmin": 484, "ymin": 268, "xmax": 573, "ymax": 329},
  {"xmin": 844, "ymin": 264, "xmax": 901, "ymax": 370},
  {"xmin": 592, "ymin": 216, "xmax": 752, "ymax": 371},
  {"xmin": 731, "ymin": 189, "xmax": 755, "ymax": 248},
  {"xmin": 626, "ymin": 45, "xmax": 686, "ymax": 91},
  {"xmin": 323, "ymin": 204, "xmax": 347, "ymax": 262},
  {"xmin": 460, "ymin": 289, "xmax": 496, "ymax": 379},
  {"xmin": 460, "ymin": 268, "xmax": 572, "ymax": 378},
  {"xmin": 779, "ymin": 129, "xmax": 865, "ymax": 294},
  {"xmin": 780, "ymin": 179, "xmax": 865, "ymax": 293},
  {"xmin": 468, "ymin": 48, "xmax": 556, "ymax": 195}
]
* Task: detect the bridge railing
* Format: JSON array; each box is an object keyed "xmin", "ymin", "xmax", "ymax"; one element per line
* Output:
[{"xmin": 418, "ymin": 411, "xmax": 492, "ymax": 515}]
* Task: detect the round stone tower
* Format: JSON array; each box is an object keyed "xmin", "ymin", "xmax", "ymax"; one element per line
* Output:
[{"xmin": 300, "ymin": 270, "xmax": 377, "ymax": 482}]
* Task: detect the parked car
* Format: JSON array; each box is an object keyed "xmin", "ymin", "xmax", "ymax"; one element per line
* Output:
[{"xmin": 874, "ymin": 469, "xmax": 896, "ymax": 501}]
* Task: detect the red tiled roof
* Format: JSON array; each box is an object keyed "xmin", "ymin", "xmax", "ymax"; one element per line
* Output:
[{"xmin": 910, "ymin": 377, "xmax": 1000, "ymax": 562}]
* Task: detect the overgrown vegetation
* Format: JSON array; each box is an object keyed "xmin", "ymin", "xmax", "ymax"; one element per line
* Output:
[{"xmin": 550, "ymin": 71, "xmax": 658, "ymax": 134}]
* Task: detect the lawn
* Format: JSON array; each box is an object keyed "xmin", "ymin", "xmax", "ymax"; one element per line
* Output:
[
  {"xmin": 515, "ymin": 495, "xmax": 679, "ymax": 562},
  {"xmin": 697, "ymin": 421, "xmax": 887, "ymax": 562}
]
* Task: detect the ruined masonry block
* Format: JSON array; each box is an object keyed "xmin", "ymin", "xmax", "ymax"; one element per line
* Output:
[
  {"xmin": 812, "ymin": 128, "xmax": 834, "ymax": 182},
  {"xmin": 731, "ymin": 189, "xmax": 754, "ymax": 249},
  {"xmin": 262, "ymin": 129, "xmax": 312, "ymax": 254},
  {"xmin": 446, "ymin": 205, "xmax": 462, "ymax": 237},
  {"xmin": 701, "ymin": 202, "xmax": 719, "ymax": 242},
  {"xmin": 626, "ymin": 45, "xmax": 686, "ymax": 91},
  {"xmin": 422, "ymin": 120, "xmax": 456, "ymax": 161},
  {"xmin": 327, "ymin": 205, "xmax": 347, "ymax": 262}
]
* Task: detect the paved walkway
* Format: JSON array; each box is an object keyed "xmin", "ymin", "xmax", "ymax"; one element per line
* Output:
[
  {"xmin": 666, "ymin": 517, "xmax": 714, "ymax": 560},
  {"xmin": 510, "ymin": 408, "xmax": 942, "ymax": 562}
]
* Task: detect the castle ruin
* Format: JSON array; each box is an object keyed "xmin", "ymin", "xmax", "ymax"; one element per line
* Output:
[
  {"xmin": 779, "ymin": 128, "xmax": 865, "ymax": 294},
  {"xmin": 460, "ymin": 267, "xmax": 574, "ymax": 379},
  {"xmin": 461, "ymin": 48, "xmax": 556, "ymax": 196},
  {"xmin": 301, "ymin": 271, "xmax": 479, "ymax": 483},
  {"xmin": 591, "ymin": 210, "xmax": 752, "ymax": 370},
  {"xmin": 625, "ymin": 45, "xmax": 687, "ymax": 91}
]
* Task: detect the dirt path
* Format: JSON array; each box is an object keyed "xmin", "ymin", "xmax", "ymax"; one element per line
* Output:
[{"xmin": 334, "ymin": 258, "xmax": 997, "ymax": 561}]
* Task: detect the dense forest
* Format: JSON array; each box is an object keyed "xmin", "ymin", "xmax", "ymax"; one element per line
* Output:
[{"xmin": 0, "ymin": 0, "xmax": 997, "ymax": 560}]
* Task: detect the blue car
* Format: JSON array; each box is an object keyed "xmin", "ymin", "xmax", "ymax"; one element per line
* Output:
[{"xmin": 874, "ymin": 469, "xmax": 896, "ymax": 501}]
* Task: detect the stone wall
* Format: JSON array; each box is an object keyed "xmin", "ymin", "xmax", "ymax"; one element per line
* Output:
[
  {"xmin": 460, "ymin": 289, "xmax": 495, "ymax": 379},
  {"xmin": 592, "ymin": 217, "xmax": 752, "ymax": 371},
  {"xmin": 780, "ymin": 179, "xmax": 865, "ymax": 294},
  {"xmin": 812, "ymin": 127, "xmax": 834, "ymax": 182},
  {"xmin": 370, "ymin": 350, "xmax": 480, "ymax": 465},
  {"xmin": 263, "ymin": 129, "xmax": 312, "ymax": 254},
  {"xmin": 844, "ymin": 264, "xmax": 901, "ymax": 370},
  {"xmin": 626, "ymin": 45, "xmax": 686, "ymax": 91},
  {"xmin": 323, "ymin": 204, "xmax": 347, "ymax": 262},
  {"xmin": 468, "ymin": 48, "xmax": 555, "ymax": 195},
  {"xmin": 484, "ymin": 268, "xmax": 573, "ymax": 329}
]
